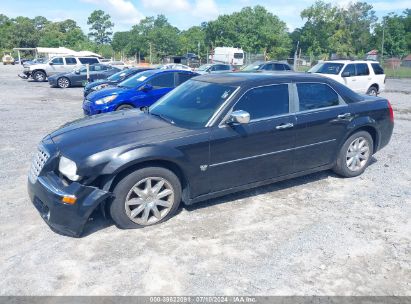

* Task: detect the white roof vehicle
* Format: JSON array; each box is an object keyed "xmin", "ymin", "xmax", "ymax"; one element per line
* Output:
[{"xmin": 308, "ymin": 60, "xmax": 385, "ymax": 95}]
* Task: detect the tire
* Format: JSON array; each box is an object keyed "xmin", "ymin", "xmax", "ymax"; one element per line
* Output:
[
  {"xmin": 366, "ymin": 86, "xmax": 378, "ymax": 96},
  {"xmin": 116, "ymin": 104, "xmax": 134, "ymax": 111},
  {"xmin": 57, "ymin": 77, "xmax": 70, "ymax": 88},
  {"xmin": 333, "ymin": 131, "xmax": 374, "ymax": 178},
  {"xmin": 33, "ymin": 70, "xmax": 46, "ymax": 82},
  {"xmin": 110, "ymin": 167, "xmax": 182, "ymax": 229}
]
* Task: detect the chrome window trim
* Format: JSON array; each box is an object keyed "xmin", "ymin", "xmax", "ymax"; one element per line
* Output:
[
  {"xmin": 205, "ymin": 86, "xmax": 241, "ymax": 127},
  {"xmin": 293, "ymin": 82, "xmax": 347, "ymax": 113},
  {"xmin": 209, "ymin": 139, "xmax": 336, "ymax": 168},
  {"xmin": 218, "ymin": 83, "xmax": 292, "ymax": 127}
]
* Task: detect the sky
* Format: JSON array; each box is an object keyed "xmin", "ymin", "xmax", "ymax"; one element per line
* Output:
[{"xmin": 1, "ymin": 0, "xmax": 409, "ymax": 32}]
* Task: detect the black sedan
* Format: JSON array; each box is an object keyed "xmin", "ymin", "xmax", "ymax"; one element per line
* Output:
[
  {"xmin": 242, "ymin": 60, "xmax": 293, "ymax": 71},
  {"xmin": 28, "ymin": 73, "xmax": 394, "ymax": 236},
  {"xmin": 48, "ymin": 64, "xmax": 121, "ymax": 88},
  {"xmin": 83, "ymin": 67, "xmax": 153, "ymax": 97}
]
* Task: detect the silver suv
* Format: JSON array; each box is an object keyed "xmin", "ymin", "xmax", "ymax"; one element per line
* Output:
[{"xmin": 19, "ymin": 56, "xmax": 100, "ymax": 82}]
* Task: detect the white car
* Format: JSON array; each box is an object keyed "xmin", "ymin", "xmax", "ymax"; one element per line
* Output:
[
  {"xmin": 309, "ymin": 60, "xmax": 386, "ymax": 95},
  {"xmin": 160, "ymin": 64, "xmax": 192, "ymax": 71}
]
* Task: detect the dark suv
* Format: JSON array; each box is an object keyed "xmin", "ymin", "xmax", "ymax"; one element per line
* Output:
[{"xmin": 28, "ymin": 73, "xmax": 393, "ymax": 236}]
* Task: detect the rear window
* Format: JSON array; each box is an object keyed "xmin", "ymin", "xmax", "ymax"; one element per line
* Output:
[
  {"xmin": 355, "ymin": 63, "xmax": 369, "ymax": 76},
  {"xmin": 297, "ymin": 83, "xmax": 339, "ymax": 111},
  {"xmin": 234, "ymin": 53, "xmax": 243, "ymax": 59},
  {"xmin": 79, "ymin": 57, "xmax": 99, "ymax": 64},
  {"xmin": 371, "ymin": 63, "xmax": 384, "ymax": 75},
  {"xmin": 65, "ymin": 57, "xmax": 77, "ymax": 65},
  {"xmin": 176, "ymin": 73, "xmax": 195, "ymax": 85}
]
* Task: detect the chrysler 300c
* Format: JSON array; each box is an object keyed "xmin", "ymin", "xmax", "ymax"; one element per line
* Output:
[{"xmin": 28, "ymin": 73, "xmax": 394, "ymax": 236}]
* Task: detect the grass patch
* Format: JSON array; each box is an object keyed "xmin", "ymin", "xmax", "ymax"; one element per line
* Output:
[{"xmin": 385, "ymin": 67, "xmax": 411, "ymax": 78}]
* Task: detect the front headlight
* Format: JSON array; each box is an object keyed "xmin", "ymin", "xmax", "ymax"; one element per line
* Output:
[
  {"xmin": 93, "ymin": 84, "xmax": 109, "ymax": 91},
  {"xmin": 59, "ymin": 156, "xmax": 80, "ymax": 181},
  {"xmin": 95, "ymin": 95, "xmax": 117, "ymax": 105}
]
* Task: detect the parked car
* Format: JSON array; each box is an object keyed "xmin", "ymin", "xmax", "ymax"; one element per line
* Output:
[
  {"xmin": 195, "ymin": 63, "xmax": 234, "ymax": 74},
  {"xmin": 28, "ymin": 72, "xmax": 394, "ymax": 236},
  {"xmin": 83, "ymin": 67, "xmax": 153, "ymax": 97},
  {"xmin": 19, "ymin": 56, "xmax": 100, "ymax": 82},
  {"xmin": 242, "ymin": 61, "xmax": 293, "ymax": 72},
  {"xmin": 83, "ymin": 69, "xmax": 198, "ymax": 115},
  {"xmin": 48, "ymin": 64, "xmax": 121, "ymax": 88},
  {"xmin": 2, "ymin": 54, "xmax": 15, "ymax": 65},
  {"xmin": 308, "ymin": 60, "xmax": 386, "ymax": 96},
  {"xmin": 160, "ymin": 63, "xmax": 192, "ymax": 71}
]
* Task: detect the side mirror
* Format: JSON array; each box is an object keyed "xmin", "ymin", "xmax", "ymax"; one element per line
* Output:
[
  {"xmin": 140, "ymin": 83, "xmax": 153, "ymax": 92},
  {"xmin": 74, "ymin": 70, "xmax": 80, "ymax": 75},
  {"xmin": 342, "ymin": 71, "xmax": 351, "ymax": 77},
  {"xmin": 228, "ymin": 110, "xmax": 250, "ymax": 125},
  {"xmin": 49, "ymin": 62, "xmax": 54, "ymax": 65}
]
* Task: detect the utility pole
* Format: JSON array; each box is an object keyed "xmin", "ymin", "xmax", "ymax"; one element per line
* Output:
[
  {"xmin": 149, "ymin": 42, "xmax": 152, "ymax": 64},
  {"xmin": 381, "ymin": 23, "xmax": 385, "ymax": 64},
  {"xmin": 294, "ymin": 41, "xmax": 300, "ymax": 71}
]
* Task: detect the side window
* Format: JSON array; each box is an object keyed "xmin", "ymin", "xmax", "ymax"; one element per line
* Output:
[
  {"xmin": 51, "ymin": 57, "xmax": 64, "ymax": 65},
  {"xmin": 284, "ymin": 64, "xmax": 291, "ymax": 71},
  {"xmin": 79, "ymin": 57, "xmax": 99, "ymax": 64},
  {"xmin": 176, "ymin": 73, "xmax": 194, "ymax": 86},
  {"xmin": 371, "ymin": 63, "xmax": 384, "ymax": 75},
  {"xmin": 297, "ymin": 83, "xmax": 340, "ymax": 111},
  {"xmin": 65, "ymin": 57, "xmax": 77, "ymax": 65},
  {"xmin": 342, "ymin": 64, "xmax": 355, "ymax": 76},
  {"xmin": 149, "ymin": 73, "xmax": 175, "ymax": 88},
  {"xmin": 273, "ymin": 63, "xmax": 284, "ymax": 71},
  {"xmin": 355, "ymin": 63, "xmax": 369, "ymax": 76},
  {"xmin": 222, "ymin": 65, "xmax": 231, "ymax": 70},
  {"xmin": 262, "ymin": 63, "xmax": 273, "ymax": 70},
  {"xmin": 233, "ymin": 84, "xmax": 289, "ymax": 120}
]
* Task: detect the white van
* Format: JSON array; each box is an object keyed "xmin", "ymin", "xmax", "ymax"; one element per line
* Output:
[{"xmin": 210, "ymin": 47, "xmax": 244, "ymax": 66}]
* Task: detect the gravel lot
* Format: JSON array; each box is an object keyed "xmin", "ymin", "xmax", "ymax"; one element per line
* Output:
[{"xmin": 0, "ymin": 64, "xmax": 410, "ymax": 296}]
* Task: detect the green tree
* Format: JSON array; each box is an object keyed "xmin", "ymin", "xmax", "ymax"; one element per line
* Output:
[
  {"xmin": 180, "ymin": 26, "xmax": 206, "ymax": 58},
  {"xmin": 87, "ymin": 10, "xmax": 114, "ymax": 44},
  {"xmin": 374, "ymin": 13, "xmax": 407, "ymax": 57}
]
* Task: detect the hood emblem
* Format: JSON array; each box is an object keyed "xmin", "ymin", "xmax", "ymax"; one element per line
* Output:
[{"xmin": 200, "ymin": 165, "xmax": 208, "ymax": 172}]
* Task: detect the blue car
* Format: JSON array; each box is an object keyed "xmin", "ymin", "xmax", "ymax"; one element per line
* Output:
[{"xmin": 83, "ymin": 69, "xmax": 198, "ymax": 116}]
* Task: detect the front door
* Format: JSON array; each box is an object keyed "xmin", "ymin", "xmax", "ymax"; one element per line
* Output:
[
  {"xmin": 133, "ymin": 72, "xmax": 176, "ymax": 107},
  {"xmin": 209, "ymin": 83, "xmax": 297, "ymax": 192},
  {"xmin": 293, "ymin": 82, "xmax": 351, "ymax": 171}
]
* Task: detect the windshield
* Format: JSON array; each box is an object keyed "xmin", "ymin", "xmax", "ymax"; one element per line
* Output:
[
  {"xmin": 150, "ymin": 80, "xmax": 238, "ymax": 129},
  {"xmin": 197, "ymin": 64, "xmax": 211, "ymax": 71},
  {"xmin": 118, "ymin": 70, "xmax": 156, "ymax": 88},
  {"xmin": 242, "ymin": 62, "xmax": 264, "ymax": 71},
  {"xmin": 308, "ymin": 62, "xmax": 344, "ymax": 75},
  {"xmin": 108, "ymin": 69, "xmax": 134, "ymax": 81}
]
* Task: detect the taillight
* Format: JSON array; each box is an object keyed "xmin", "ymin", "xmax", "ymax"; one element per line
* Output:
[{"xmin": 387, "ymin": 100, "xmax": 394, "ymax": 122}]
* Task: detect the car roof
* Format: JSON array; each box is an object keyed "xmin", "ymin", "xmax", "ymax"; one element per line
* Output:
[
  {"xmin": 194, "ymin": 72, "xmax": 333, "ymax": 86},
  {"xmin": 322, "ymin": 60, "xmax": 378, "ymax": 64}
]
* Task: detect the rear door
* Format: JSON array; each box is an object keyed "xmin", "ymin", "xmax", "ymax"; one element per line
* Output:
[
  {"xmin": 209, "ymin": 83, "xmax": 297, "ymax": 191},
  {"xmin": 293, "ymin": 82, "xmax": 351, "ymax": 172},
  {"xmin": 64, "ymin": 57, "xmax": 78, "ymax": 73}
]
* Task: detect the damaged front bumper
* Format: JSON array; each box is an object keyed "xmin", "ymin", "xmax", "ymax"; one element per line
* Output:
[
  {"xmin": 28, "ymin": 172, "xmax": 111, "ymax": 237},
  {"xmin": 18, "ymin": 71, "xmax": 31, "ymax": 79}
]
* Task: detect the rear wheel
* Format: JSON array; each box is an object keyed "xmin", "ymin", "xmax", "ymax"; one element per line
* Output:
[
  {"xmin": 333, "ymin": 131, "xmax": 373, "ymax": 177},
  {"xmin": 116, "ymin": 104, "xmax": 134, "ymax": 111},
  {"xmin": 57, "ymin": 77, "xmax": 70, "ymax": 88},
  {"xmin": 33, "ymin": 70, "xmax": 46, "ymax": 82},
  {"xmin": 367, "ymin": 86, "xmax": 378, "ymax": 96},
  {"xmin": 110, "ymin": 167, "xmax": 182, "ymax": 229}
]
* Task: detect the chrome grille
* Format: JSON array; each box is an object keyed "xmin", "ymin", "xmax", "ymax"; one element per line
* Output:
[{"xmin": 29, "ymin": 145, "xmax": 50, "ymax": 183}]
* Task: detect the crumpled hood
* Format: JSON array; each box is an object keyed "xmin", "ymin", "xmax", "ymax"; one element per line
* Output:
[{"xmin": 49, "ymin": 110, "xmax": 185, "ymax": 160}]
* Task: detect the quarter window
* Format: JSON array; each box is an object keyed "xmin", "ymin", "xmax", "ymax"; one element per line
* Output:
[
  {"xmin": 149, "ymin": 73, "xmax": 175, "ymax": 88},
  {"xmin": 65, "ymin": 57, "xmax": 77, "ymax": 65},
  {"xmin": 273, "ymin": 63, "xmax": 285, "ymax": 71},
  {"xmin": 233, "ymin": 84, "xmax": 289, "ymax": 120},
  {"xmin": 371, "ymin": 63, "xmax": 384, "ymax": 75},
  {"xmin": 297, "ymin": 83, "xmax": 339, "ymax": 111},
  {"xmin": 51, "ymin": 57, "xmax": 63, "ymax": 65},
  {"xmin": 355, "ymin": 63, "xmax": 369, "ymax": 76}
]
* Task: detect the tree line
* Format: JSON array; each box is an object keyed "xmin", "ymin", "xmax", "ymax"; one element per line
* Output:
[{"xmin": 0, "ymin": 1, "xmax": 410, "ymax": 61}]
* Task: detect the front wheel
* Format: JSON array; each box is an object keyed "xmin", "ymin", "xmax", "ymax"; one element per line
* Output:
[
  {"xmin": 33, "ymin": 70, "xmax": 46, "ymax": 82},
  {"xmin": 333, "ymin": 131, "xmax": 374, "ymax": 177},
  {"xmin": 110, "ymin": 167, "xmax": 182, "ymax": 229},
  {"xmin": 57, "ymin": 77, "xmax": 70, "ymax": 88},
  {"xmin": 116, "ymin": 104, "xmax": 134, "ymax": 111}
]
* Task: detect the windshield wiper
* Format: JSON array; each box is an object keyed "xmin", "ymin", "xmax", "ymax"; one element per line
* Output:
[{"xmin": 150, "ymin": 112, "xmax": 174, "ymax": 124}]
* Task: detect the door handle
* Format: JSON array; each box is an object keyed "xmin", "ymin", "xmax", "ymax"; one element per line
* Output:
[
  {"xmin": 275, "ymin": 123, "xmax": 294, "ymax": 130},
  {"xmin": 337, "ymin": 113, "xmax": 351, "ymax": 119}
]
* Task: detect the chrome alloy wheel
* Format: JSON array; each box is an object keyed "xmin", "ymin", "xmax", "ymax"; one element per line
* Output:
[
  {"xmin": 346, "ymin": 137, "xmax": 370, "ymax": 172},
  {"xmin": 125, "ymin": 177, "xmax": 174, "ymax": 225},
  {"xmin": 58, "ymin": 77, "xmax": 70, "ymax": 88}
]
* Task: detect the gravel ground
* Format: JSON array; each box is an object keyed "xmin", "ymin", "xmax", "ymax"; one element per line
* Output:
[{"xmin": 0, "ymin": 65, "xmax": 410, "ymax": 296}]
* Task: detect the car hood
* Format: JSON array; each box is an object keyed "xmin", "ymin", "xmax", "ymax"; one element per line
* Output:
[
  {"xmin": 50, "ymin": 110, "xmax": 186, "ymax": 160},
  {"xmin": 86, "ymin": 86, "xmax": 130, "ymax": 101}
]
